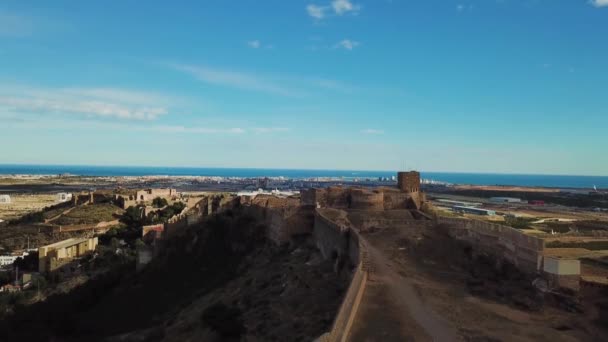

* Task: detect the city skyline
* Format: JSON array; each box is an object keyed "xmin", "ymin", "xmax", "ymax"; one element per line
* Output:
[{"xmin": 1, "ymin": 1, "xmax": 607, "ymax": 175}]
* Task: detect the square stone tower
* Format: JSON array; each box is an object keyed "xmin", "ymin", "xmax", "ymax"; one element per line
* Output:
[{"xmin": 397, "ymin": 171, "xmax": 420, "ymax": 193}]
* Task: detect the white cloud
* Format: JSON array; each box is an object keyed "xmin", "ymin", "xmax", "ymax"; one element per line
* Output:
[
  {"xmin": 308, "ymin": 0, "xmax": 359, "ymax": 19},
  {"xmin": 332, "ymin": 0, "xmax": 360, "ymax": 15},
  {"xmin": 307, "ymin": 4, "xmax": 327, "ymax": 19},
  {"xmin": 247, "ymin": 40, "xmax": 261, "ymax": 48},
  {"xmin": 361, "ymin": 129, "xmax": 384, "ymax": 135},
  {"xmin": 146, "ymin": 125, "xmax": 245, "ymax": 134},
  {"xmin": 590, "ymin": 0, "xmax": 608, "ymax": 8},
  {"xmin": 0, "ymin": 85, "xmax": 170, "ymax": 120},
  {"xmin": 170, "ymin": 64, "xmax": 305, "ymax": 97},
  {"xmin": 335, "ymin": 39, "xmax": 360, "ymax": 50}
]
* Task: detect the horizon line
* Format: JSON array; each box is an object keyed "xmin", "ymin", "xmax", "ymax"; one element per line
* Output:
[{"xmin": 0, "ymin": 163, "xmax": 607, "ymax": 178}]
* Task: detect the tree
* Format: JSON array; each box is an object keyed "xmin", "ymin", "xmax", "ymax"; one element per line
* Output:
[
  {"xmin": 134, "ymin": 238, "xmax": 145, "ymax": 249},
  {"xmin": 13, "ymin": 251, "xmax": 39, "ymax": 272},
  {"xmin": 0, "ymin": 272, "xmax": 10, "ymax": 286},
  {"xmin": 110, "ymin": 238, "xmax": 120, "ymax": 250},
  {"xmin": 152, "ymin": 197, "xmax": 168, "ymax": 208},
  {"xmin": 119, "ymin": 206, "xmax": 145, "ymax": 227}
]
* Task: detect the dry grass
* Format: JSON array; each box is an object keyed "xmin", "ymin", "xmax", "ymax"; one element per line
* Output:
[
  {"xmin": 55, "ymin": 203, "xmax": 122, "ymax": 225},
  {"xmin": 0, "ymin": 194, "xmax": 58, "ymax": 221}
]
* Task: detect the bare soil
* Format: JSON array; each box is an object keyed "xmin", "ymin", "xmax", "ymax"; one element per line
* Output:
[{"xmin": 353, "ymin": 224, "xmax": 608, "ymax": 341}]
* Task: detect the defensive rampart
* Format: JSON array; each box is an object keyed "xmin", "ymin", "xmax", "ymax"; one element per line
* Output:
[
  {"xmin": 164, "ymin": 197, "xmax": 214, "ymax": 238},
  {"xmin": 315, "ymin": 209, "xmax": 372, "ymax": 342},
  {"xmin": 437, "ymin": 216, "xmax": 545, "ymax": 273},
  {"xmin": 241, "ymin": 196, "xmax": 314, "ymax": 244},
  {"xmin": 301, "ymin": 186, "xmax": 423, "ymax": 211}
]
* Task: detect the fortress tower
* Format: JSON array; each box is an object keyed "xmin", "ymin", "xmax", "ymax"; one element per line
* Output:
[{"xmin": 397, "ymin": 171, "xmax": 420, "ymax": 193}]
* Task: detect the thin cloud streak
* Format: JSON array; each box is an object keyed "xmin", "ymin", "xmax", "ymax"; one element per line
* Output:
[
  {"xmin": 170, "ymin": 63, "xmax": 302, "ymax": 97},
  {"xmin": 590, "ymin": 0, "xmax": 608, "ymax": 8},
  {"xmin": 168, "ymin": 63, "xmax": 355, "ymax": 96},
  {"xmin": 0, "ymin": 84, "xmax": 171, "ymax": 120},
  {"xmin": 1, "ymin": 114, "xmax": 290, "ymax": 136},
  {"xmin": 146, "ymin": 125, "xmax": 245, "ymax": 134}
]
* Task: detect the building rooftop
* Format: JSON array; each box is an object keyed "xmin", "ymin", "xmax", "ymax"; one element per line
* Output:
[{"xmin": 41, "ymin": 238, "xmax": 91, "ymax": 250}]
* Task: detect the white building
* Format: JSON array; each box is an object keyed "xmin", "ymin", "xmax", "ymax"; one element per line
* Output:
[
  {"xmin": 236, "ymin": 188, "xmax": 297, "ymax": 199},
  {"xmin": 56, "ymin": 192, "xmax": 73, "ymax": 202},
  {"xmin": 0, "ymin": 251, "xmax": 29, "ymax": 267},
  {"xmin": 0, "ymin": 195, "xmax": 11, "ymax": 204}
]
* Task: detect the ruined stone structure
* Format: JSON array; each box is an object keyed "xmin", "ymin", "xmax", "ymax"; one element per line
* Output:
[
  {"xmin": 301, "ymin": 171, "xmax": 426, "ymax": 212},
  {"xmin": 397, "ymin": 171, "xmax": 420, "ymax": 193},
  {"xmin": 138, "ymin": 196, "xmax": 231, "ymax": 243},
  {"xmin": 136, "ymin": 188, "xmax": 178, "ymax": 202},
  {"xmin": 38, "ymin": 237, "xmax": 98, "ymax": 273},
  {"xmin": 301, "ymin": 186, "xmax": 425, "ymax": 211},
  {"xmin": 114, "ymin": 188, "xmax": 179, "ymax": 209}
]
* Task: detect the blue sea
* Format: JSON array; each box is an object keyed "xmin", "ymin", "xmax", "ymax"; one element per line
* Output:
[{"xmin": 0, "ymin": 164, "xmax": 606, "ymax": 189}]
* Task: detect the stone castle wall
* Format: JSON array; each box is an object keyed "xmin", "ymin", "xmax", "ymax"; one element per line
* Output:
[
  {"xmin": 349, "ymin": 189, "xmax": 384, "ymax": 211},
  {"xmin": 315, "ymin": 208, "xmax": 371, "ymax": 342},
  {"xmin": 301, "ymin": 186, "xmax": 422, "ymax": 211},
  {"xmin": 437, "ymin": 216, "xmax": 545, "ymax": 273},
  {"xmin": 241, "ymin": 196, "xmax": 314, "ymax": 245}
]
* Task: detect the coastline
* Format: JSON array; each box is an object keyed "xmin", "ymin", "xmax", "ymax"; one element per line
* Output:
[{"xmin": 0, "ymin": 164, "xmax": 607, "ymax": 189}]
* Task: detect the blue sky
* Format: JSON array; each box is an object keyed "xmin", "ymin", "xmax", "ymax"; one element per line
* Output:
[{"xmin": 1, "ymin": 0, "xmax": 607, "ymax": 175}]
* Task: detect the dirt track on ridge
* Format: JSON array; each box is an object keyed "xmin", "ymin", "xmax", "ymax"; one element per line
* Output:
[{"xmin": 366, "ymin": 243, "xmax": 458, "ymax": 341}]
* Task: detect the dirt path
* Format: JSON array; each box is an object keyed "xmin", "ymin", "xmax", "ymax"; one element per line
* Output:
[
  {"xmin": 45, "ymin": 205, "xmax": 78, "ymax": 223},
  {"xmin": 366, "ymin": 243, "xmax": 459, "ymax": 341}
]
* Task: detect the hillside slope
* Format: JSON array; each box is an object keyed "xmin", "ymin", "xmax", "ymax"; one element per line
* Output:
[{"xmin": 0, "ymin": 209, "xmax": 349, "ymax": 342}]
